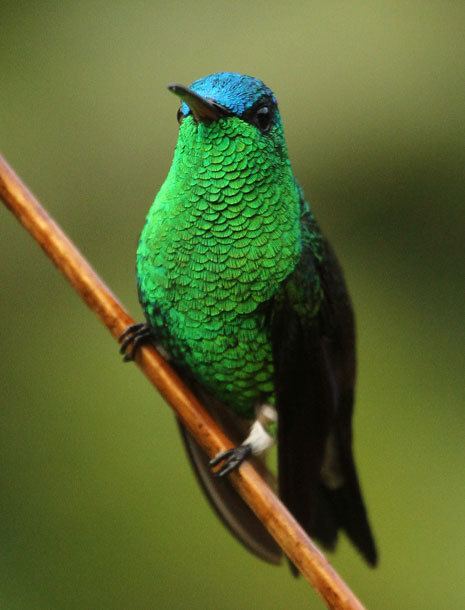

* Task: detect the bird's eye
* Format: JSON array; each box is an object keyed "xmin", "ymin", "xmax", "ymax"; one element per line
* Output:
[
  {"xmin": 176, "ymin": 107, "xmax": 184, "ymax": 124},
  {"xmin": 253, "ymin": 105, "xmax": 272, "ymax": 133}
]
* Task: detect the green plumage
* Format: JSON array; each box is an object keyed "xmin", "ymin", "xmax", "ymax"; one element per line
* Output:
[
  {"xmin": 137, "ymin": 115, "xmax": 321, "ymax": 417},
  {"xmin": 131, "ymin": 73, "xmax": 377, "ymax": 567}
]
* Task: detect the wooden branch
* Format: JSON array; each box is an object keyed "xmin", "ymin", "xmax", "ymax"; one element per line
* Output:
[{"xmin": 0, "ymin": 153, "xmax": 366, "ymax": 610}]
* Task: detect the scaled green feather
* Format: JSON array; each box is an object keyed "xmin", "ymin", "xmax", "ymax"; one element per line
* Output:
[{"xmin": 137, "ymin": 115, "xmax": 321, "ymax": 417}]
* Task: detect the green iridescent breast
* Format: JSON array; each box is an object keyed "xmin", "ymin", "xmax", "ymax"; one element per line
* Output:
[{"xmin": 137, "ymin": 116, "xmax": 302, "ymax": 416}]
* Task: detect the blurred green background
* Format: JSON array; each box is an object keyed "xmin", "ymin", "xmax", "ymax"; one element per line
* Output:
[{"xmin": 1, "ymin": 2, "xmax": 464, "ymax": 608}]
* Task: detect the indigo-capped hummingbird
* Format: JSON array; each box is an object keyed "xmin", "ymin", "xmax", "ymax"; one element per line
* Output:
[{"xmin": 121, "ymin": 72, "xmax": 377, "ymax": 567}]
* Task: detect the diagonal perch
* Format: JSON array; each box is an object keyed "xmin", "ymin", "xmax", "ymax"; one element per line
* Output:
[{"xmin": 0, "ymin": 154, "xmax": 366, "ymax": 610}]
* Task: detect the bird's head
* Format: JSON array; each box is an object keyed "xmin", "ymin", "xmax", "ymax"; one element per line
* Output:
[{"xmin": 167, "ymin": 72, "xmax": 288, "ymax": 164}]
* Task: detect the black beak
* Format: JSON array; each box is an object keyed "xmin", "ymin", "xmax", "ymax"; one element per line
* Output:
[{"xmin": 167, "ymin": 83, "xmax": 232, "ymax": 123}]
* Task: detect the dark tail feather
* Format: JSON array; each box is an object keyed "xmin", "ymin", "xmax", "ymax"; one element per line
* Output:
[
  {"xmin": 309, "ymin": 481, "xmax": 377, "ymax": 567},
  {"xmin": 309, "ymin": 414, "xmax": 378, "ymax": 566},
  {"xmin": 330, "ymin": 389, "xmax": 378, "ymax": 566},
  {"xmin": 332, "ymin": 486, "xmax": 377, "ymax": 566},
  {"xmin": 176, "ymin": 385, "xmax": 281, "ymax": 565}
]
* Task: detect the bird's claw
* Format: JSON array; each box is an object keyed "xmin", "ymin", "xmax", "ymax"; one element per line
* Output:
[
  {"xmin": 209, "ymin": 445, "xmax": 252, "ymax": 477},
  {"xmin": 119, "ymin": 322, "xmax": 155, "ymax": 362}
]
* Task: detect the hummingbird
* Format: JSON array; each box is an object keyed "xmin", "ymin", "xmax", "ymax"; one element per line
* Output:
[{"xmin": 120, "ymin": 72, "xmax": 377, "ymax": 568}]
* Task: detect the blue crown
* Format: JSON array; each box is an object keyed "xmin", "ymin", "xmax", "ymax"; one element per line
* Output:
[{"xmin": 180, "ymin": 72, "xmax": 276, "ymax": 117}]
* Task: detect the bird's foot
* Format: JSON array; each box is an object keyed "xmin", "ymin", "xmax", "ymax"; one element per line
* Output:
[
  {"xmin": 119, "ymin": 322, "xmax": 155, "ymax": 362},
  {"xmin": 209, "ymin": 405, "xmax": 277, "ymax": 477},
  {"xmin": 209, "ymin": 445, "xmax": 252, "ymax": 477}
]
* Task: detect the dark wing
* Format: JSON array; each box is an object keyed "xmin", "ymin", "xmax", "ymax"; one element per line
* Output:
[
  {"xmin": 270, "ymin": 208, "xmax": 377, "ymax": 567},
  {"xmin": 177, "ymin": 380, "xmax": 282, "ymax": 565}
]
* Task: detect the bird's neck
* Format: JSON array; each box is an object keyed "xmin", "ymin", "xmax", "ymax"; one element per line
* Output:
[
  {"xmin": 137, "ymin": 120, "xmax": 303, "ymax": 312},
  {"xmin": 147, "ymin": 118, "xmax": 300, "ymax": 241}
]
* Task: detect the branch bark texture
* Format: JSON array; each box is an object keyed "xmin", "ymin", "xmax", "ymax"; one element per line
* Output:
[{"xmin": 0, "ymin": 153, "xmax": 366, "ymax": 610}]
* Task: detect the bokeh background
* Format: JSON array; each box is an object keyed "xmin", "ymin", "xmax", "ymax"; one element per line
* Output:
[{"xmin": 1, "ymin": 2, "xmax": 464, "ymax": 608}]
